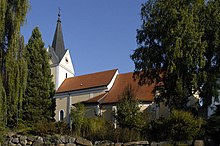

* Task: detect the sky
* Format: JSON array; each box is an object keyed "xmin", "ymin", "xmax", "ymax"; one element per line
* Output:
[{"xmin": 21, "ymin": 0, "xmax": 146, "ymax": 76}]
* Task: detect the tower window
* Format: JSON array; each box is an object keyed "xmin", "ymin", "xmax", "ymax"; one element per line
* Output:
[{"xmin": 66, "ymin": 73, "xmax": 67, "ymax": 78}]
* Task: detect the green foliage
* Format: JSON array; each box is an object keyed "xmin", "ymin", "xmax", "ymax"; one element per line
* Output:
[
  {"xmin": 0, "ymin": 75, "xmax": 6, "ymax": 127},
  {"xmin": 0, "ymin": 0, "xmax": 29, "ymax": 128},
  {"xmin": 206, "ymin": 116, "xmax": 220, "ymax": 144},
  {"xmin": 83, "ymin": 118, "xmax": 109, "ymax": 141},
  {"xmin": 120, "ymin": 128, "xmax": 141, "ymax": 142},
  {"xmin": 116, "ymin": 85, "xmax": 144, "ymax": 130},
  {"xmin": 71, "ymin": 103, "xmax": 86, "ymax": 136},
  {"xmin": 206, "ymin": 105, "xmax": 220, "ymax": 145},
  {"xmin": 55, "ymin": 121, "xmax": 70, "ymax": 135},
  {"xmin": 131, "ymin": 0, "xmax": 220, "ymax": 110},
  {"xmin": 22, "ymin": 27, "xmax": 55, "ymax": 125},
  {"xmin": 71, "ymin": 103, "xmax": 110, "ymax": 140},
  {"xmin": 168, "ymin": 110, "xmax": 204, "ymax": 141},
  {"xmin": 144, "ymin": 118, "xmax": 169, "ymax": 142},
  {"xmin": 144, "ymin": 110, "xmax": 204, "ymax": 142},
  {"xmin": 200, "ymin": 0, "xmax": 220, "ymax": 107}
]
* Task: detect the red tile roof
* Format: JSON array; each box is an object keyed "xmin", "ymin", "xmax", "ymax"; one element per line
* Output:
[
  {"xmin": 83, "ymin": 93, "xmax": 106, "ymax": 103},
  {"xmin": 84, "ymin": 72, "xmax": 156, "ymax": 104},
  {"xmin": 56, "ymin": 69, "xmax": 118, "ymax": 93}
]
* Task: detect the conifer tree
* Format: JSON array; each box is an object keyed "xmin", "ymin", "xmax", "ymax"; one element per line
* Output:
[
  {"xmin": 23, "ymin": 27, "xmax": 55, "ymax": 125},
  {"xmin": 0, "ymin": 0, "xmax": 29, "ymax": 127}
]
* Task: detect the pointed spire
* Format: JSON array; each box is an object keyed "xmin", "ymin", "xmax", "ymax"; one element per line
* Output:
[{"xmin": 52, "ymin": 9, "xmax": 66, "ymax": 61}]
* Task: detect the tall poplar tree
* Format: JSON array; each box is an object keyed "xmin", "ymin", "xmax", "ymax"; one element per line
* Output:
[
  {"xmin": 23, "ymin": 27, "xmax": 55, "ymax": 125},
  {"xmin": 200, "ymin": 0, "xmax": 220, "ymax": 106},
  {"xmin": 131, "ymin": 0, "xmax": 219, "ymax": 110},
  {"xmin": 0, "ymin": 0, "xmax": 29, "ymax": 127}
]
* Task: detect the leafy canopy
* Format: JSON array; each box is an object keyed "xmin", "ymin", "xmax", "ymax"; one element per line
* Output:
[{"xmin": 131, "ymin": 0, "xmax": 220, "ymax": 110}]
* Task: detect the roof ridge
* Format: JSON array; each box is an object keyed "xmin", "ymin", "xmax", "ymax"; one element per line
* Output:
[
  {"xmin": 119, "ymin": 72, "xmax": 134, "ymax": 75},
  {"xmin": 71, "ymin": 69, "xmax": 118, "ymax": 78}
]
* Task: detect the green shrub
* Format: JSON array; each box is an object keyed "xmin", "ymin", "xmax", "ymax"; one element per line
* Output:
[
  {"xmin": 82, "ymin": 117, "xmax": 109, "ymax": 141},
  {"xmin": 71, "ymin": 103, "xmax": 86, "ymax": 136},
  {"xmin": 54, "ymin": 121, "xmax": 69, "ymax": 135},
  {"xmin": 144, "ymin": 118, "xmax": 169, "ymax": 142},
  {"xmin": 143, "ymin": 110, "xmax": 204, "ymax": 142},
  {"xmin": 206, "ymin": 105, "xmax": 220, "ymax": 145},
  {"xmin": 168, "ymin": 110, "xmax": 204, "ymax": 141}
]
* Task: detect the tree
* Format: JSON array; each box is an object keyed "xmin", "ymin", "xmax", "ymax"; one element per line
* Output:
[
  {"xmin": 0, "ymin": 0, "xmax": 29, "ymax": 127},
  {"xmin": 5, "ymin": 36, "xmax": 28, "ymax": 126},
  {"xmin": 116, "ymin": 85, "xmax": 144, "ymax": 130},
  {"xmin": 200, "ymin": 0, "xmax": 220, "ymax": 106},
  {"xmin": 22, "ymin": 27, "xmax": 55, "ymax": 125},
  {"xmin": 131, "ymin": 0, "xmax": 220, "ymax": 110}
]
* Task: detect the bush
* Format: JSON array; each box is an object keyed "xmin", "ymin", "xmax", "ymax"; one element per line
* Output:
[
  {"xmin": 71, "ymin": 103, "xmax": 87, "ymax": 136},
  {"xmin": 143, "ymin": 110, "xmax": 204, "ymax": 142},
  {"xmin": 143, "ymin": 118, "xmax": 169, "ymax": 142},
  {"xmin": 206, "ymin": 105, "xmax": 220, "ymax": 145},
  {"xmin": 54, "ymin": 121, "xmax": 70, "ymax": 135},
  {"xmin": 83, "ymin": 117, "xmax": 109, "ymax": 141},
  {"xmin": 168, "ymin": 110, "xmax": 204, "ymax": 141},
  {"xmin": 22, "ymin": 120, "xmax": 69, "ymax": 136},
  {"xmin": 32, "ymin": 120, "xmax": 57, "ymax": 135}
]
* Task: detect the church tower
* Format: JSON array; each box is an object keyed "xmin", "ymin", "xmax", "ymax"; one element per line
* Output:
[{"xmin": 48, "ymin": 13, "xmax": 75, "ymax": 90}]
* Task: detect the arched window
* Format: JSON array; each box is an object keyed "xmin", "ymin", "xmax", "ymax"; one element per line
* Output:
[{"xmin": 59, "ymin": 110, "xmax": 64, "ymax": 121}]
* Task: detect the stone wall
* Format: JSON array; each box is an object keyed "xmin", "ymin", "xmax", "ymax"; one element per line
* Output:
[
  {"xmin": 3, "ymin": 134, "xmax": 205, "ymax": 146},
  {"xmin": 3, "ymin": 134, "xmax": 149, "ymax": 146}
]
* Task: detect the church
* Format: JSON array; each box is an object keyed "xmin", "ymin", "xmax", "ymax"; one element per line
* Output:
[
  {"xmin": 48, "ymin": 14, "xmax": 219, "ymax": 125},
  {"xmin": 47, "ymin": 14, "xmax": 167, "ymax": 125}
]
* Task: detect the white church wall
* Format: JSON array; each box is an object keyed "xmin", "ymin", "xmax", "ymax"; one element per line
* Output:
[
  {"xmin": 48, "ymin": 49, "xmax": 74, "ymax": 90},
  {"xmin": 59, "ymin": 50, "xmax": 74, "ymax": 76},
  {"xmin": 56, "ymin": 68, "xmax": 73, "ymax": 90}
]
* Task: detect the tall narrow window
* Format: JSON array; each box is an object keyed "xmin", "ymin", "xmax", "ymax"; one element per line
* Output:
[
  {"xmin": 66, "ymin": 73, "xmax": 68, "ymax": 78},
  {"xmin": 59, "ymin": 110, "xmax": 64, "ymax": 121}
]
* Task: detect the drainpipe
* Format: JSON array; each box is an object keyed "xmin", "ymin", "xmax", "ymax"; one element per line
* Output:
[{"xmin": 67, "ymin": 93, "xmax": 72, "ymax": 130}]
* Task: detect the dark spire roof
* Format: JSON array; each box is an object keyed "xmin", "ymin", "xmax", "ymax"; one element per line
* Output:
[{"xmin": 51, "ymin": 12, "xmax": 66, "ymax": 61}]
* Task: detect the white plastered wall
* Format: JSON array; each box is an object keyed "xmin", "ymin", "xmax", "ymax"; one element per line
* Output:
[{"xmin": 56, "ymin": 50, "xmax": 75, "ymax": 90}]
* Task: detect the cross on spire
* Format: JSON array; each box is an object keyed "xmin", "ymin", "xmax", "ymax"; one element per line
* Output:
[
  {"xmin": 58, "ymin": 7, "xmax": 61, "ymax": 17},
  {"xmin": 58, "ymin": 7, "xmax": 61, "ymax": 22}
]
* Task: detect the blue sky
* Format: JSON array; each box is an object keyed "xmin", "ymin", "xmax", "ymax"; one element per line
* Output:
[{"xmin": 21, "ymin": 0, "xmax": 146, "ymax": 76}]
